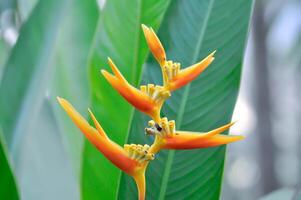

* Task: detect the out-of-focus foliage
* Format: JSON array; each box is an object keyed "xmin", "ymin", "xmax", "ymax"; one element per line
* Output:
[
  {"xmin": 0, "ymin": 0, "xmax": 98, "ymax": 199},
  {"xmin": 0, "ymin": 131, "xmax": 18, "ymax": 200}
]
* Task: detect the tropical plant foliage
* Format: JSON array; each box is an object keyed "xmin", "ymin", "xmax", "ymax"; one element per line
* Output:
[{"xmin": 0, "ymin": 0, "xmax": 253, "ymax": 199}]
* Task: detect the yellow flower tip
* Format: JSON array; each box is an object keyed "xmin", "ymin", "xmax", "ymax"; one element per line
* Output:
[
  {"xmin": 87, "ymin": 108, "xmax": 107, "ymax": 138},
  {"xmin": 57, "ymin": 97, "xmax": 94, "ymax": 137},
  {"xmin": 106, "ymin": 57, "xmax": 126, "ymax": 82},
  {"xmin": 204, "ymin": 121, "xmax": 236, "ymax": 137},
  {"xmin": 141, "ymin": 24, "xmax": 166, "ymax": 65},
  {"xmin": 101, "ymin": 69, "xmax": 120, "ymax": 89}
]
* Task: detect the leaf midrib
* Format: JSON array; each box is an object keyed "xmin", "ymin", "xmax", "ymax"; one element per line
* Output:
[{"xmin": 157, "ymin": 0, "xmax": 216, "ymax": 199}]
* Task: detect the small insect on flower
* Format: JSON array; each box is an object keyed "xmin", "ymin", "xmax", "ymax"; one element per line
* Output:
[
  {"xmin": 101, "ymin": 58, "xmax": 170, "ymax": 122},
  {"xmin": 57, "ymin": 97, "xmax": 153, "ymax": 200},
  {"xmin": 145, "ymin": 117, "xmax": 245, "ymax": 154},
  {"xmin": 142, "ymin": 24, "xmax": 216, "ymax": 91}
]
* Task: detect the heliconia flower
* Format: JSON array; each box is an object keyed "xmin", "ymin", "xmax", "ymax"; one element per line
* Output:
[
  {"xmin": 57, "ymin": 97, "xmax": 154, "ymax": 200},
  {"xmin": 142, "ymin": 24, "xmax": 216, "ymax": 91},
  {"xmin": 145, "ymin": 117, "xmax": 244, "ymax": 153},
  {"xmin": 101, "ymin": 58, "xmax": 170, "ymax": 122}
]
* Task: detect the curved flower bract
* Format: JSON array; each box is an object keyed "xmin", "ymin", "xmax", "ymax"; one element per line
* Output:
[
  {"xmin": 57, "ymin": 97, "xmax": 153, "ymax": 200},
  {"xmin": 146, "ymin": 118, "xmax": 244, "ymax": 153},
  {"xmin": 101, "ymin": 58, "xmax": 170, "ymax": 122}
]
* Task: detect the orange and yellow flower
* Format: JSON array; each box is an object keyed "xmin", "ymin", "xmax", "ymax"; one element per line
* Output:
[
  {"xmin": 145, "ymin": 117, "xmax": 244, "ymax": 153},
  {"xmin": 142, "ymin": 24, "xmax": 215, "ymax": 91},
  {"xmin": 57, "ymin": 24, "xmax": 246, "ymax": 200},
  {"xmin": 57, "ymin": 97, "xmax": 153, "ymax": 200},
  {"xmin": 101, "ymin": 58, "xmax": 170, "ymax": 122}
]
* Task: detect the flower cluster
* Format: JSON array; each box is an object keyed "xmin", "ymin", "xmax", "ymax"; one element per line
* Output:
[{"xmin": 57, "ymin": 24, "xmax": 244, "ymax": 200}]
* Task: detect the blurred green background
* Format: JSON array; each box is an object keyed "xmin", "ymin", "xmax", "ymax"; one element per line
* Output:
[{"xmin": 0, "ymin": 0, "xmax": 300, "ymax": 200}]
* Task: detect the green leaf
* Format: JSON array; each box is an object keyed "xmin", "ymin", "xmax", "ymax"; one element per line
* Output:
[
  {"xmin": 0, "ymin": 0, "xmax": 98, "ymax": 199},
  {"xmin": 0, "ymin": 130, "xmax": 19, "ymax": 200},
  {"xmin": 0, "ymin": 39, "xmax": 10, "ymax": 76},
  {"xmin": 83, "ymin": 0, "xmax": 170, "ymax": 199},
  {"xmin": 17, "ymin": 0, "xmax": 38, "ymax": 22},
  {"xmin": 118, "ymin": 0, "xmax": 253, "ymax": 199}
]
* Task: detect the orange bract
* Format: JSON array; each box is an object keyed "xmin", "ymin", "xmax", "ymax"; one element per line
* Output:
[
  {"xmin": 146, "ymin": 119, "xmax": 244, "ymax": 153},
  {"xmin": 57, "ymin": 97, "xmax": 137, "ymax": 174},
  {"xmin": 101, "ymin": 58, "xmax": 169, "ymax": 122}
]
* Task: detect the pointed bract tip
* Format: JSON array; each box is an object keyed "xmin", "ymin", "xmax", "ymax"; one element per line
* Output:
[
  {"xmin": 141, "ymin": 24, "xmax": 148, "ymax": 30},
  {"xmin": 211, "ymin": 50, "xmax": 217, "ymax": 56},
  {"xmin": 107, "ymin": 57, "xmax": 113, "ymax": 65},
  {"xmin": 232, "ymin": 135, "xmax": 246, "ymax": 141},
  {"xmin": 100, "ymin": 69, "xmax": 107, "ymax": 75},
  {"xmin": 57, "ymin": 96, "xmax": 67, "ymax": 105}
]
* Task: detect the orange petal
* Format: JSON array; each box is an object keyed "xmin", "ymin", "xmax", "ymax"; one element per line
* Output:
[
  {"xmin": 168, "ymin": 51, "xmax": 216, "ymax": 91},
  {"xmin": 142, "ymin": 24, "xmax": 166, "ymax": 65},
  {"xmin": 191, "ymin": 134, "xmax": 245, "ymax": 148},
  {"xmin": 164, "ymin": 122, "xmax": 244, "ymax": 149},
  {"xmin": 107, "ymin": 57, "xmax": 126, "ymax": 82},
  {"xmin": 57, "ymin": 97, "xmax": 137, "ymax": 174},
  {"xmin": 88, "ymin": 108, "xmax": 107, "ymax": 138},
  {"xmin": 101, "ymin": 68, "xmax": 156, "ymax": 117}
]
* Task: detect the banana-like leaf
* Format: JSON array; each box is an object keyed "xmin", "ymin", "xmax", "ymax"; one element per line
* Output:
[
  {"xmin": 0, "ymin": 130, "xmax": 19, "ymax": 200},
  {"xmin": 0, "ymin": 0, "xmax": 98, "ymax": 199},
  {"xmin": 118, "ymin": 0, "xmax": 253, "ymax": 199},
  {"xmin": 83, "ymin": 0, "xmax": 170, "ymax": 199}
]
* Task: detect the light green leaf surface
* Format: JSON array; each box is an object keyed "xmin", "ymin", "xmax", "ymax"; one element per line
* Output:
[
  {"xmin": 118, "ymin": 0, "xmax": 253, "ymax": 199},
  {"xmin": 83, "ymin": 0, "xmax": 170, "ymax": 199},
  {"xmin": 0, "ymin": 0, "xmax": 98, "ymax": 199},
  {"xmin": 0, "ymin": 130, "xmax": 18, "ymax": 200},
  {"xmin": 0, "ymin": 39, "xmax": 10, "ymax": 76}
]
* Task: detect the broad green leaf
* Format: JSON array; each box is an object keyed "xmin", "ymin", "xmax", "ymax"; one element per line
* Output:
[
  {"xmin": 0, "ymin": 39, "xmax": 10, "ymax": 75},
  {"xmin": 0, "ymin": 130, "xmax": 19, "ymax": 200},
  {"xmin": 0, "ymin": 0, "xmax": 98, "ymax": 199},
  {"xmin": 83, "ymin": 0, "xmax": 170, "ymax": 199},
  {"xmin": 118, "ymin": 0, "xmax": 253, "ymax": 199}
]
